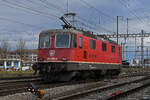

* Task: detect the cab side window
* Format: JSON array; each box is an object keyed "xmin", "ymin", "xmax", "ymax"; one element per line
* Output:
[
  {"xmin": 71, "ymin": 34, "xmax": 77, "ymax": 48},
  {"xmin": 102, "ymin": 42, "xmax": 107, "ymax": 51},
  {"xmin": 79, "ymin": 36, "xmax": 82, "ymax": 48},
  {"xmin": 90, "ymin": 39, "xmax": 96, "ymax": 49},
  {"xmin": 112, "ymin": 45, "xmax": 115, "ymax": 53}
]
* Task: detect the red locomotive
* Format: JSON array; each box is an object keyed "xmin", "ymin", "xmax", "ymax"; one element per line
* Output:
[{"xmin": 33, "ymin": 14, "xmax": 122, "ymax": 81}]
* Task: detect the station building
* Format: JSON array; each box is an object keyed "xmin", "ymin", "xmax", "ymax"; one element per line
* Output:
[
  {"xmin": 0, "ymin": 59, "xmax": 21, "ymax": 69},
  {"xmin": 9, "ymin": 49, "xmax": 37, "ymax": 67},
  {"xmin": 0, "ymin": 49, "xmax": 37, "ymax": 69},
  {"xmin": 130, "ymin": 58, "xmax": 150, "ymax": 67}
]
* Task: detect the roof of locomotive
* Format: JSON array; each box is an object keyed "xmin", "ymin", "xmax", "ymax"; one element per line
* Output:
[{"xmin": 40, "ymin": 29, "xmax": 118, "ymax": 45}]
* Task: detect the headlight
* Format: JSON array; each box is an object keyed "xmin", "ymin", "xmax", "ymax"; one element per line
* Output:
[
  {"xmin": 61, "ymin": 57, "xmax": 67, "ymax": 61},
  {"xmin": 39, "ymin": 57, "xmax": 44, "ymax": 61}
]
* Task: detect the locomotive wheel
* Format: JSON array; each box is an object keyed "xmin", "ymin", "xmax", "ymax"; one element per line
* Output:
[
  {"xmin": 44, "ymin": 71, "xmax": 81, "ymax": 82},
  {"xmin": 94, "ymin": 70, "xmax": 103, "ymax": 79},
  {"xmin": 59, "ymin": 72, "xmax": 74, "ymax": 81}
]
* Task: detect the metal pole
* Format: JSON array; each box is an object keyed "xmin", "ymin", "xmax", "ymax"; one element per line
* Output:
[
  {"xmin": 148, "ymin": 47, "xmax": 150, "ymax": 58},
  {"xmin": 73, "ymin": 15, "xmax": 75, "ymax": 27},
  {"xmin": 121, "ymin": 43, "xmax": 123, "ymax": 61},
  {"xmin": 135, "ymin": 37, "xmax": 137, "ymax": 59},
  {"xmin": 117, "ymin": 16, "xmax": 119, "ymax": 44},
  {"xmin": 123, "ymin": 44, "xmax": 125, "ymax": 60},
  {"xmin": 99, "ymin": 16, "xmax": 101, "ymax": 24},
  {"xmin": 67, "ymin": 0, "xmax": 68, "ymax": 13},
  {"xmin": 146, "ymin": 47, "xmax": 148, "ymax": 59},
  {"xmin": 124, "ymin": 18, "xmax": 129, "ymax": 44},
  {"xmin": 141, "ymin": 30, "xmax": 144, "ymax": 68},
  {"xmin": 146, "ymin": 47, "xmax": 148, "ymax": 67},
  {"xmin": 127, "ymin": 18, "xmax": 129, "ymax": 36},
  {"xmin": 28, "ymin": 93, "xmax": 34, "ymax": 100}
]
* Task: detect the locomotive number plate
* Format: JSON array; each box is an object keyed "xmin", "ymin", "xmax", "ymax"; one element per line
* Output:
[{"xmin": 49, "ymin": 50, "xmax": 55, "ymax": 56}]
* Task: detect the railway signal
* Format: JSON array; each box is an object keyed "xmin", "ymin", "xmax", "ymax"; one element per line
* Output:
[{"xmin": 27, "ymin": 83, "xmax": 45, "ymax": 99}]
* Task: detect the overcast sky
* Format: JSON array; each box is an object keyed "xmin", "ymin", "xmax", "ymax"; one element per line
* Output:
[{"xmin": 0, "ymin": 0, "xmax": 150, "ymax": 54}]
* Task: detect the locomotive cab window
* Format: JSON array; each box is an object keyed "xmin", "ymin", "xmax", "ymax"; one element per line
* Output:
[
  {"xmin": 90, "ymin": 39, "xmax": 96, "ymax": 49},
  {"xmin": 79, "ymin": 36, "xmax": 82, "ymax": 48},
  {"xmin": 71, "ymin": 34, "xmax": 77, "ymax": 48},
  {"xmin": 112, "ymin": 45, "xmax": 115, "ymax": 53},
  {"xmin": 55, "ymin": 33, "xmax": 70, "ymax": 48},
  {"xmin": 39, "ymin": 35, "xmax": 51, "ymax": 48},
  {"xmin": 102, "ymin": 42, "xmax": 107, "ymax": 51}
]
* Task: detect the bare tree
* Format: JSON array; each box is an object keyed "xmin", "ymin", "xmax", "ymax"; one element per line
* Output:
[
  {"xmin": 16, "ymin": 38, "xmax": 26, "ymax": 67},
  {"xmin": 0, "ymin": 40, "xmax": 10, "ymax": 59}
]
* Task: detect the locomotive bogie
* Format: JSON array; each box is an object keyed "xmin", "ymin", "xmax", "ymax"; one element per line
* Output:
[{"xmin": 34, "ymin": 61, "xmax": 120, "ymax": 81}]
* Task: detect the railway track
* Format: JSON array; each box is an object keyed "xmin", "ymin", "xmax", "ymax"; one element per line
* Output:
[
  {"xmin": 104, "ymin": 79, "xmax": 150, "ymax": 100},
  {"xmin": 0, "ymin": 76, "xmax": 103, "ymax": 97},
  {"xmin": 42, "ymin": 75, "xmax": 149, "ymax": 100},
  {"xmin": 0, "ymin": 76, "xmax": 42, "ymax": 96},
  {"xmin": 0, "ymin": 76, "xmax": 42, "ymax": 87},
  {"xmin": 0, "ymin": 72, "xmax": 148, "ymax": 99}
]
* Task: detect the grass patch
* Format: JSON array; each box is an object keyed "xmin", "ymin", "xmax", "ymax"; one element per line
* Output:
[
  {"xmin": 0, "ymin": 70, "xmax": 35, "ymax": 78},
  {"xmin": 0, "ymin": 70, "xmax": 34, "ymax": 74},
  {"xmin": 121, "ymin": 67, "xmax": 150, "ymax": 74}
]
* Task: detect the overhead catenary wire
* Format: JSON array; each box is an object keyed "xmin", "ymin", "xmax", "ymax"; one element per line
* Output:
[
  {"xmin": 0, "ymin": 0, "xmax": 58, "ymax": 49},
  {"xmin": 137, "ymin": 0, "xmax": 150, "ymax": 26},
  {"xmin": 1, "ymin": 0, "xmax": 114, "ymax": 33},
  {"xmin": 38, "ymin": 0, "xmax": 66, "ymax": 13},
  {"xmin": 0, "ymin": 0, "xmax": 96, "ymax": 32},
  {"xmin": 118, "ymin": 0, "xmax": 145, "ymax": 27},
  {"xmin": 77, "ymin": 16, "xmax": 114, "ymax": 33},
  {"xmin": 1, "ymin": 0, "xmax": 59, "ymax": 19},
  {"xmin": 27, "ymin": 0, "xmax": 62, "ymax": 14},
  {"xmin": 37, "ymin": 0, "xmax": 113, "ymax": 33},
  {"xmin": 28, "ymin": 0, "xmax": 53, "ymax": 10},
  {"xmin": 0, "ymin": 0, "xmax": 51, "ymax": 48},
  {"xmin": 0, "ymin": 16, "xmax": 42, "ymax": 29},
  {"xmin": 79, "ymin": 0, "xmax": 115, "ymax": 22},
  {"xmin": 0, "ymin": 2, "xmax": 44, "ymax": 18},
  {"xmin": 37, "ymin": 0, "xmax": 104, "ymax": 32},
  {"xmin": 2, "ymin": 0, "xmax": 94, "ymax": 30},
  {"xmin": 37, "ymin": 0, "xmax": 98, "ymax": 27},
  {"xmin": 78, "ymin": 0, "xmax": 115, "ymax": 33}
]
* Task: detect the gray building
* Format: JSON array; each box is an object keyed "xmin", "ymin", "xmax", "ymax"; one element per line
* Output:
[
  {"xmin": 0, "ymin": 59, "xmax": 21, "ymax": 69},
  {"xmin": 8, "ymin": 49, "xmax": 37, "ymax": 67}
]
